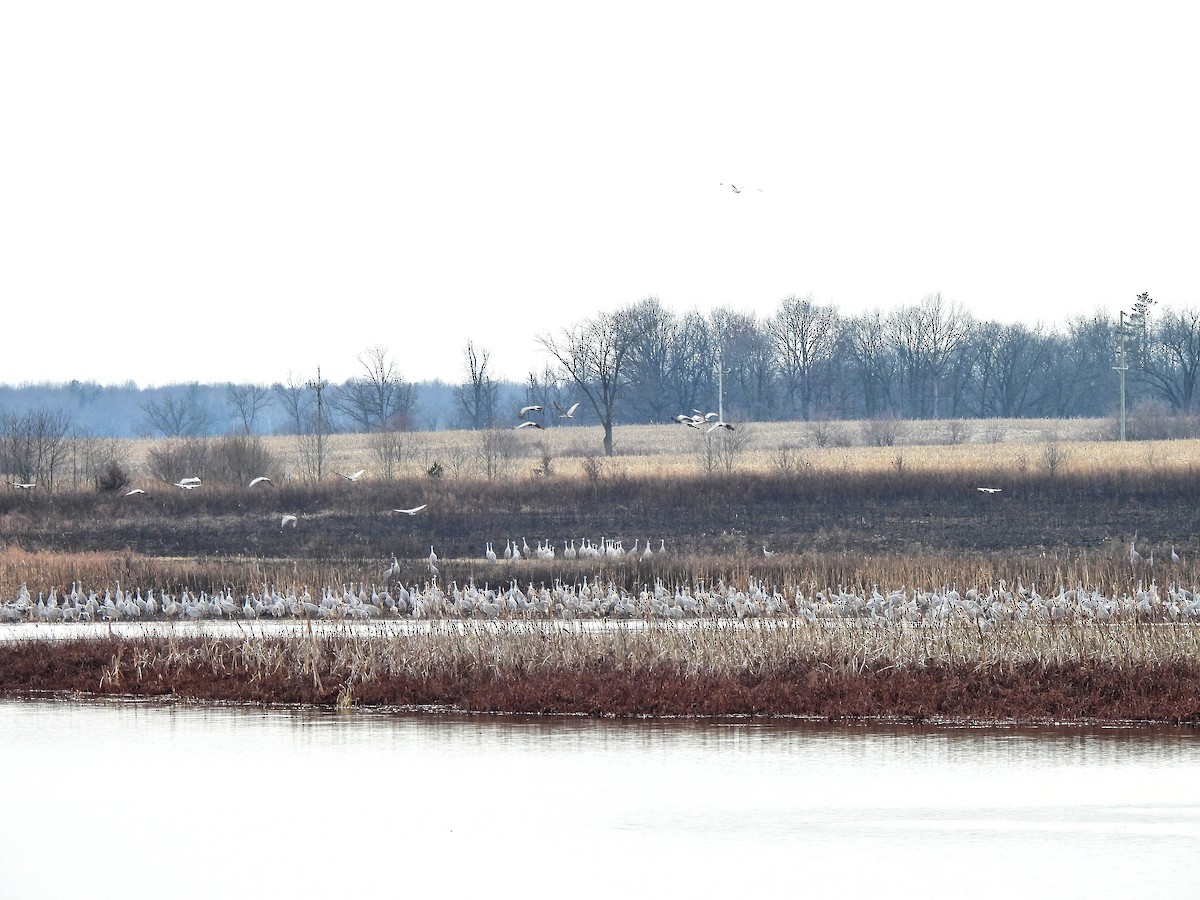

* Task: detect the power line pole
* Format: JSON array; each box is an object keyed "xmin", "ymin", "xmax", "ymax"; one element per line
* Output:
[
  {"xmin": 715, "ymin": 344, "xmax": 726, "ymax": 422},
  {"xmin": 306, "ymin": 366, "xmax": 328, "ymax": 480}
]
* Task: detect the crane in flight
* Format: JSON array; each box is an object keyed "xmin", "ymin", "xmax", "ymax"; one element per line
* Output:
[
  {"xmin": 336, "ymin": 470, "xmax": 366, "ymax": 482},
  {"xmin": 554, "ymin": 402, "xmax": 581, "ymax": 418}
]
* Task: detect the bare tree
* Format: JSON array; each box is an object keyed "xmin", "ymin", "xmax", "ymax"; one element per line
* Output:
[
  {"xmin": 1137, "ymin": 304, "xmax": 1200, "ymax": 412},
  {"xmin": 769, "ymin": 294, "xmax": 840, "ymax": 420},
  {"xmin": 710, "ymin": 307, "xmax": 776, "ymax": 421},
  {"xmin": 140, "ymin": 384, "xmax": 216, "ymax": 437},
  {"xmin": 886, "ymin": 293, "xmax": 972, "ymax": 418},
  {"xmin": 476, "ymin": 428, "xmax": 518, "ymax": 480},
  {"xmin": 0, "ymin": 408, "xmax": 74, "ymax": 488},
  {"xmin": 331, "ymin": 346, "xmax": 417, "ymax": 432},
  {"xmin": 273, "ymin": 374, "xmax": 312, "ymax": 435},
  {"xmin": 455, "ymin": 340, "xmax": 501, "ymax": 429},
  {"xmin": 226, "ymin": 383, "xmax": 273, "ymax": 435},
  {"xmin": 626, "ymin": 299, "xmax": 715, "ymax": 422},
  {"xmin": 523, "ymin": 365, "xmax": 569, "ymax": 425},
  {"xmin": 539, "ymin": 303, "xmax": 652, "ymax": 455}
]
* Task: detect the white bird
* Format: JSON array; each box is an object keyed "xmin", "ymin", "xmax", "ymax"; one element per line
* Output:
[
  {"xmin": 393, "ymin": 504, "xmax": 428, "ymax": 515},
  {"xmin": 124, "ymin": 488, "xmax": 146, "ymax": 496},
  {"xmin": 1172, "ymin": 545, "xmax": 1181, "ymax": 563},
  {"xmin": 174, "ymin": 481, "xmax": 199, "ymax": 490},
  {"xmin": 280, "ymin": 514, "xmax": 298, "ymax": 528},
  {"xmin": 763, "ymin": 545, "xmax": 775, "ymax": 557},
  {"xmin": 336, "ymin": 469, "xmax": 366, "ymax": 482},
  {"xmin": 248, "ymin": 476, "xmax": 273, "ymax": 488},
  {"xmin": 385, "ymin": 555, "xmax": 402, "ymax": 577},
  {"xmin": 515, "ymin": 421, "xmax": 543, "ymax": 430},
  {"xmin": 554, "ymin": 402, "xmax": 581, "ymax": 418},
  {"xmin": 707, "ymin": 421, "xmax": 734, "ymax": 433},
  {"xmin": 10, "ymin": 481, "xmax": 35, "ymax": 490},
  {"xmin": 720, "ymin": 183, "xmax": 762, "ymax": 193},
  {"xmin": 976, "ymin": 487, "xmax": 1002, "ymax": 493},
  {"xmin": 675, "ymin": 414, "xmax": 703, "ymax": 429},
  {"xmin": 485, "ymin": 543, "xmax": 498, "ymax": 562},
  {"xmin": 518, "ymin": 405, "xmax": 543, "ymax": 419},
  {"xmin": 429, "ymin": 545, "xmax": 438, "ymax": 565},
  {"xmin": 179, "ymin": 476, "xmax": 201, "ymax": 485}
]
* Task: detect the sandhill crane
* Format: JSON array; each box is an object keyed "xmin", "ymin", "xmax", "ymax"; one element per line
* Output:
[
  {"xmin": 1130, "ymin": 541, "xmax": 1142, "ymax": 564},
  {"xmin": 174, "ymin": 481, "xmax": 199, "ymax": 490},
  {"xmin": 515, "ymin": 421, "xmax": 543, "ymax": 429},
  {"xmin": 336, "ymin": 469, "xmax": 366, "ymax": 482},
  {"xmin": 393, "ymin": 504, "xmax": 427, "ymax": 515},
  {"xmin": 763, "ymin": 545, "xmax": 775, "ymax": 558},
  {"xmin": 124, "ymin": 488, "xmax": 146, "ymax": 496},
  {"xmin": 10, "ymin": 481, "xmax": 35, "ymax": 490},
  {"xmin": 248, "ymin": 476, "xmax": 273, "ymax": 488},
  {"xmin": 179, "ymin": 476, "xmax": 201, "ymax": 485},
  {"xmin": 1172, "ymin": 545, "xmax": 1181, "ymax": 563},
  {"xmin": 977, "ymin": 487, "xmax": 1002, "ymax": 494},
  {"xmin": 707, "ymin": 420, "xmax": 734, "ymax": 433},
  {"xmin": 485, "ymin": 543, "xmax": 498, "ymax": 562},
  {"xmin": 554, "ymin": 402, "xmax": 580, "ymax": 418},
  {"xmin": 280, "ymin": 514, "xmax": 298, "ymax": 529},
  {"xmin": 429, "ymin": 545, "xmax": 438, "ymax": 566},
  {"xmin": 385, "ymin": 555, "xmax": 402, "ymax": 577},
  {"xmin": 518, "ymin": 405, "xmax": 543, "ymax": 419}
]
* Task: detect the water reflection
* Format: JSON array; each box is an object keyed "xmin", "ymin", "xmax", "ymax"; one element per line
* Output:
[{"xmin": 2, "ymin": 701, "xmax": 1197, "ymax": 899}]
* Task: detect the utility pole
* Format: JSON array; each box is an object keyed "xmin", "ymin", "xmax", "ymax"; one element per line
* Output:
[
  {"xmin": 306, "ymin": 366, "xmax": 328, "ymax": 480},
  {"xmin": 715, "ymin": 344, "xmax": 726, "ymax": 422}
]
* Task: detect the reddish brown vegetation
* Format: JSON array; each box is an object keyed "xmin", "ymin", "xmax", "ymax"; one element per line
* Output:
[{"xmin": 3, "ymin": 636, "xmax": 1198, "ymax": 725}]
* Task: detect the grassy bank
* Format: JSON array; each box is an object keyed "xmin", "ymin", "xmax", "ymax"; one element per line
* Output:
[{"xmin": 4, "ymin": 622, "xmax": 1200, "ymax": 724}]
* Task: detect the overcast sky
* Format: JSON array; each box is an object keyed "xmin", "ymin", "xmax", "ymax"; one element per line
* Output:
[{"xmin": 3, "ymin": 2, "xmax": 1198, "ymax": 387}]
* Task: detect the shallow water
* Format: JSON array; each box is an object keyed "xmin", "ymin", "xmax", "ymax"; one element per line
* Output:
[{"xmin": 2, "ymin": 700, "xmax": 1197, "ymax": 899}]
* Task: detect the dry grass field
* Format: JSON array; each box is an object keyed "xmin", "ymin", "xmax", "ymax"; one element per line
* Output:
[{"xmin": 1, "ymin": 416, "xmax": 1198, "ymax": 600}]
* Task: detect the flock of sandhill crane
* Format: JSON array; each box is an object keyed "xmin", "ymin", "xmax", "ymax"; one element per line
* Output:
[
  {"xmin": 6, "ymin": 575, "xmax": 1200, "ymax": 625},
  {"xmin": 481, "ymin": 536, "xmax": 668, "ymax": 564}
]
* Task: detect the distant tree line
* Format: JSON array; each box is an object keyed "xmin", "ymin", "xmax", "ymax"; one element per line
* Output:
[{"xmin": 1, "ymin": 293, "xmax": 1196, "ymax": 467}]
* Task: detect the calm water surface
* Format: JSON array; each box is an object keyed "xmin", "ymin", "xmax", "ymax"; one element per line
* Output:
[{"xmin": 2, "ymin": 700, "xmax": 1197, "ymax": 899}]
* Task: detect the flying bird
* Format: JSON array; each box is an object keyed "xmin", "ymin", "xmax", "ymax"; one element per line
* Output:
[
  {"xmin": 280, "ymin": 514, "xmax": 298, "ymax": 528},
  {"xmin": 336, "ymin": 469, "xmax": 366, "ymax": 482},
  {"xmin": 248, "ymin": 476, "xmax": 273, "ymax": 488},
  {"xmin": 10, "ymin": 481, "xmax": 35, "ymax": 489},
  {"xmin": 518, "ymin": 405, "xmax": 543, "ymax": 419},
  {"xmin": 976, "ymin": 487, "xmax": 1003, "ymax": 493},
  {"xmin": 720, "ymin": 183, "xmax": 762, "ymax": 194},
  {"xmin": 515, "ymin": 421, "xmax": 543, "ymax": 429},
  {"xmin": 179, "ymin": 476, "xmax": 201, "ymax": 485},
  {"xmin": 707, "ymin": 421, "xmax": 734, "ymax": 433},
  {"xmin": 124, "ymin": 488, "xmax": 146, "ymax": 496},
  {"xmin": 554, "ymin": 402, "xmax": 581, "ymax": 418},
  {"xmin": 393, "ymin": 504, "xmax": 428, "ymax": 515},
  {"xmin": 173, "ymin": 481, "xmax": 199, "ymax": 490}
]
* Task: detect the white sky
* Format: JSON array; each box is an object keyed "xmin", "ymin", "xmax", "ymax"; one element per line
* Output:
[{"xmin": 3, "ymin": 2, "xmax": 1198, "ymax": 387}]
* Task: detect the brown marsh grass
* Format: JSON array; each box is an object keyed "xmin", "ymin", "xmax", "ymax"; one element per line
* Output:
[{"xmin": 4, "ymin": 621, "xmax": 1200, "ymax": 723}]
